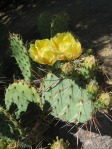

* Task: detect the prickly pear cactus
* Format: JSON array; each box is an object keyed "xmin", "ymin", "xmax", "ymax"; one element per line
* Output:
[
  {"xmin": 37, "ymin": 12, "xmax": 69, "ymax": 38},
  {"xmin": 38, "ymin": 12, "xmax": 51, "ymax": 39},
  {"xmin": 0, "ymin": 105, "xmax": 24, "ymax": 139},
  {"xmin": 42, "ymin": 73, "xmax": 95, "ymax": 123},
  {"xmin": 9, "ymin": 33, "xmax": 32, "ymax": 83},
  {"xmin": 51, "ymin": 12, "xmax": 69, "ymax": 37},
  {"xmin": 5, "ymin": 80, "xmax": 40, "ymax": 118}
]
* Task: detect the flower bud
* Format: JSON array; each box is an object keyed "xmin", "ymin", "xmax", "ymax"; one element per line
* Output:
[
  {"xmin": 87, "ymin": 80, "xmax": 99, "ymax": 95},
  {"xmin": 98, "ymin": 92, "xmax": 111, "ymax": 106},
  {"xmin": 83, "ymin": 55, "xmax": 97, "ymax": 70},
  {"xmin": 61, "ymin": 62, "xmax": 74, "ymax": 75},
  {"xmin": 51, "ymin": 137, "xmax": 69, "ymax": 149}
]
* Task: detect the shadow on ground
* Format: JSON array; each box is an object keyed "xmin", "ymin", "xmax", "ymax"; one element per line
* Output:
[{"xmin": 0, "ymin": 0, "xmax": 112, "ymax": 50}]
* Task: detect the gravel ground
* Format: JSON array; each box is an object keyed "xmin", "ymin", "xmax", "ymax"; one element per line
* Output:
[{"xmin": 74, "ymin": 129, "xmax": 112, "ymax": 149}]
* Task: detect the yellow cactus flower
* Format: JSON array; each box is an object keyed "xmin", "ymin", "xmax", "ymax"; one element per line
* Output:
[
  {"xmin": 29, "ymin": 32, "xmax": 82, "ymax": 65},
  {"xmin": 29, "ymin": 39, "xmax": 57, "ymax": 65},
  {"xmin": 51, "ymin": 32, "xmax": 82, "ymax": 60}
]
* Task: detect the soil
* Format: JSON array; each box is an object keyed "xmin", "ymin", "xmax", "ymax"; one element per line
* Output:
[{"xmin": 0, "ymin": 0, "xmax": 112, "ymax": 148}]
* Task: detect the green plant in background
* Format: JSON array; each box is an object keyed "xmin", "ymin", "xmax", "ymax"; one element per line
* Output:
[
  {"xmin": 37, "ymin": 12, "xmax": 51, "ymax": 39},
  {"xmin": 37, "ymin": 12, "xmax": 69, "ymax": 39},
  {"xmin": 51, "ymin": 12, "xmax": 69, "ymax": 37}
]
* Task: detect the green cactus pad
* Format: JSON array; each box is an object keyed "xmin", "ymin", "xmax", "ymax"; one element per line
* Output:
[
  {"xmin": 38, "ymin": 12, "xmax": 51, "ymax": 39},
  {"xmin": 37, "ymin": 12, "xmax": 69, "ymax": 38},
  {"xmin": 9, "ymin": 33, "xmax": 32, "ymax": 83},
  {"xmin": 51, "ymin": 12, "xmax": 69, "ymax": 37},
  {"xmin": 5, "ymin": 81, "xmax": 40, "ymax": 118},
  {"xmin": 42, "ymin": 73, "xmax": 95, "ymax": 123},
  {"xmin": 0, "ymin": 106, "xmax": 24, "ymax": 139}
]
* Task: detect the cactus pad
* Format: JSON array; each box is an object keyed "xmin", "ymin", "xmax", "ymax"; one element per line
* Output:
[
  {"xmin": 51, "ymin": 12, "xmax": 69, "ymax": 37},
  {"xmin": 0, "ymin": 106, "xmax": 24, "ymax": 139},
  {"xmin": 38, "ymin": 12, "xmax": 51, "ymax": 39},
  {"xmin": 5, "ymin": 80, "xmax": 40, "ymax": 118},
  {"xmin": 42, "ymin": 73, "xmax": 95, "ymax": 123},
  {"xmin": 9, "ymin": 33, "xmax": 32, "ymax": 83},
  {"xmin": 37, "ymin": 12, "xmax": 69, "ymax": 38}
]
